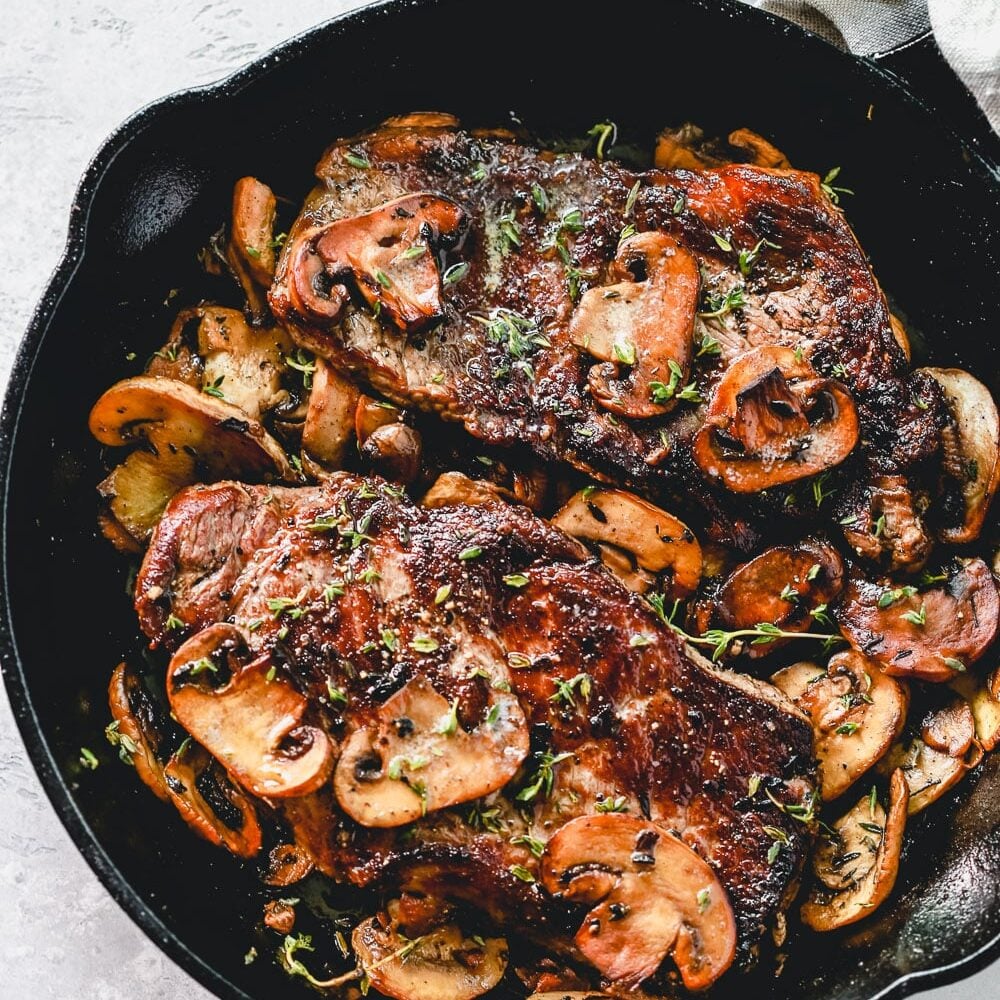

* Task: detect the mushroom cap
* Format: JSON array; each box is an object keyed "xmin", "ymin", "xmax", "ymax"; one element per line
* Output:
[
  {"xmin": 550, "ymin": 487, "xmax": 703, "ymax": 598},
  {"xmin": 279, "ymin": 192, "xmax": 466, "ymax": 332},
  {"xmin": 163, "ymin": 741, "xmax": 263, "ymax": 858},
  {"xmin": 167, "ymin": 623, "xmax": 333, "ymax": 799},
  {"xmin": 921, "ymin": 367, "xmax": 1000, "ymax": 544},
  {"xmin": 231, "ymin": 176, "xmax": 278, "ymax": 285},
  {"xmin": 90, "ymin": 375, "xmax": 294, "ymax": 478},
  {"xmin": 107, "ymin": 660, "xmax": 170, "ymax": 802},
  {"xmin": 334, "ymin": 675, "xmax": 529, "ymax": 827},
  {"xmin": 951, "ymin": 665, "xmax": 1000, "ymax": 751},
  {"xmin": 800, "ymin": 768, "xmax": 908, "ymax": 930},
  {"xmin": 692, "ymin": 345, "xmax": 859, "ymax": 492},
  {"xmin": 569, "ymin": 231, "xmax": 700, "ymax": 420},
  {"xmin": 352, "ymin": 916, "xmax": 507, "ymax": 1000},
  {"xmin": 717, "ymin": 538, "xmax": 843, "ymax": 648},
  {"xmin": 838, "ymin": 558, "xmax": 999, "ymax": 681},
  {"xmin": 540, "ymin": 814, "xmax": 736, "ymax": 991},
  {"xmin": 772, "ymin": 651, "xmax": 908, "ymax": 800}
]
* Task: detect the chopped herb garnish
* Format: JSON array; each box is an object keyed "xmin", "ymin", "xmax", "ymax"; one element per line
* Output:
[
  {"xmin": 442, "ymin": 261, "xmax": 469, "ymax": 285},
  {"xmin": 942, "ymin": 656, "xmax": 966, "ymax": 673},
  {"xmin": 497, "ymin": 205, "xmax": 521, "ymax": 252},
  {"xmin": 900, "ymin": 603, "xmax": 927, "ymax": 627},
  {"xmin": 624, "ymin": 179, "xmax": 641, "ymax": 217},
  {"xmin": 697, "ymin": 333, "xmax": 722, "ymax": 357},
  {"xmin": 503, "ymin": 573, "xmax": 530, "ymax": 588},
  {"xmin": 613, "ymin": 339, "xmax": 637, "ymax": 366},
  {"xmin": 697, "ymin": 888, "xmax": 712, "ymax": 913},
  {"xmin": 712, "ymin": 232, "xmax": 733, "ymax": 253},
  {"xmin": 629, "ymin": 633, "xmax": 655, "ymax": 648},
  {"xmin": 549, "ymin": 673, "xmax": 592, "ymax": 708},
  {"xmin": 509, "ymin": 864, "xmax": 536, "ymax": 883},
  {"xmin": 587, "ymin": 120, "xmax": 617, "ymax": 160},
  {"xmin": 344, "ymin": 151, "xmax": 371, "ymax": 169},
  {"xmin": 410, "ymin": 635, "xmax": 440, "ymax": 654},
  {"xmin": 285, "ymin": 348, "xmax": 316, "ymax": 389},
  {"xmin": 737, "ymin": 237, "xmax": 780, "ymax": 277},
  {"xmin": 79, "ymin": 747, "xmax": 99, "ymax": 770},
  {"xmin": 202, "ymin": 375, "xmax": 225, "ymax": 399},
  {"xmin": 375, "ymin": 269, "xmax": 392, "ymax": 289},
  {"xmin": 517, "ymin": 750, "xmax": 574, "ymax": 802},
  {"xmin": 877, "ymin": 586, "xmax": 917, "ymax": 608},
  {"xmin": 437, "ymin": 698, "xmax": 459, "ymax": 736},
  {"xmin": 511, "ymin": 834, "xmax": 546, "ymax": 857},
  {"xmin": 697, "ymin": 285, "xmax": 745, "ymax": 319},
  {"xmin": 596, "ymin": 795, "xmax": 629, "ymax": 814},
  {"xmin": 165, "ymin": 613, "xmax": 184, "ymax": 631},
  {"xmin": 458, "ymin": 545, "xmax": 482, "ymax": 561},
  {"xmin": 836, "ymin": 722, "xmax": 861, "ymax": 736},
  {"xmin": 326, "ymin": 681, "xmax": 348, "ymax": 706},
  {"xmin": 821, "ymin": 166, "xmax": 854, "ymax": 204},
  {"xmin": 400, "ymin": 244, "xmax": 426, "ymax": 260},
  {"xmin": 434, "ymin": 584, "xmax": 452, "ymax": 605},
  {"xmin": 531, "ymin": 182, "xmax": 549, "ymax": 213}
]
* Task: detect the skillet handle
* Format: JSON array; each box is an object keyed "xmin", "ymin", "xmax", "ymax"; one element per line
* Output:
[{"xmin": 867, "ymin": 31, "xmax": 1000, "ymax": 170}]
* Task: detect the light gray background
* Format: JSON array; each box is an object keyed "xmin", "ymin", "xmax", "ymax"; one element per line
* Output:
[{"xmin": 0, "ymin": 3, "xmax": 993, "ymax": 998}]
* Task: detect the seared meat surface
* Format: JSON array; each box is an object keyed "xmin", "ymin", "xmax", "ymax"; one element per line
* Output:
[
  {"xmin": 137, "ymin": 474, "xmax": 815, "ymax": 975},
  {"xmin": 269, "ymin": 118, "xmax": 944, "ymax": 549}
]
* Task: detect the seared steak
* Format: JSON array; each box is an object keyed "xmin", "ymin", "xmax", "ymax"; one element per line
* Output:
[
  {"xmin": 137, "ymin": 474, "xmax": 815, "ymax": 976},
  {"xmin": 269, "ymin": 117, "xmax": 944, "ymax": 550}
]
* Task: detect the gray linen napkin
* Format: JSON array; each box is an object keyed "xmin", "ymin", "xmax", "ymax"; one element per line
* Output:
[{"xmin": 740, "ymin": 0, "xmax": 1000, "ymax": 133}]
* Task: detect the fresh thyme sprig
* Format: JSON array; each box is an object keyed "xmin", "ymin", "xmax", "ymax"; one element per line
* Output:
[{"xmin": 646, "ymin": 593, "xmax": 845, "ymax": 662}]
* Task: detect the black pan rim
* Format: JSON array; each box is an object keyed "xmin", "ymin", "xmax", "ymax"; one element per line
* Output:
[{"xmin": 1, "ymin": 1, "xmax": 997, "ymax": 997}]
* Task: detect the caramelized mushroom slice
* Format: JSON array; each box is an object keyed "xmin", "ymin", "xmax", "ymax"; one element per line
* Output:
[
  {"xmin": 90, "ymin": 376, "xmax": 295, "ymax": 545},
  {"xmin": 889, "ymin": 314, "xmax": 912, "ymax": 362},
  {"xmin": 692, "ymin": 346, "xmax": 859, "ymax": 492},
  {"xmin": 771, "ymin": 652, "xmax": 907, "ymax": 800},
  {"xmin": 840, "ymin": 475, "xmax": 932, "ymax": 573},
  {"xmin": 921, "ymin": 367, "xmax": 1000, "ymax": 544},
  {"xmin": 264, "ymin": 843, "xmax": 315, "ymax": 887},
  {"xmin": 356, "ymin": 394, "xmax": 402, "ymax": 443},
  {"xmin": 726, "ymin": 128, "xmax": 791, "ymax": 168},
  {"xmin": 353, "ymin": 915, "xmax": 507, "ymax": 1000},
  {"xmin": 195, "ymin": 306, "xmax": 293, "ymax": 421},
  {"xmin": 800, "ymin": 768, "xmax": 908, "ymax": 930},
  {"xmin": 167, "ymin": 624, "xmax": 333, "ymax": 798},
  {"xmin": 951, "ymin": 665, "xmax": 1000, "ymax": 751},
  {"xmin": 540, "ymin": 814, "xmax": 736, "ymax": 991},
  {"xmin": 335, "ymin": 675, "xmax": 528, "ymax": 827},
  {"xmin": 108, "ymin": 661, "xmax": 171, "ymax": 801},
  {"xmin": 279, "ymin": 193, "xmax": 466, "ymax": 331},
  {"xmin": 231, "ymin": 177, "xmax": 279, "ymax": 285},
  {"xmin": 301, "ymin": 358, "xmax": 360, "ymax": 473},
  {"xmin": 361, "ymin": 423, "xmax": 423, "ymax": 485},
  {"xmin": 421, "ymin": 471, "xmax": 511, "ymax": 509},
  {"xmin": 839, "ymin": 559, "xmax": 1000, "ymax": 681},
  {"xmin": 654, "ymin": 123, "xmax": 727, "ymax": 170},
  {"xmin": 569, "ymin": 232, "xmax": 700, "ymax": 419},
  {"xmin": 550, "ymin": 488, "xmax": 702, "ymax": 598},
  {"xmin": 879, "ymin": 697, "xmax": 979, "ymax": 814},
  {"xmin": 163, "ymin": 741, "xmax": 262, "ymax": 858},
  {"xmin": 716, "ymin": 538, "xmax": 843, "ymax": 649}
]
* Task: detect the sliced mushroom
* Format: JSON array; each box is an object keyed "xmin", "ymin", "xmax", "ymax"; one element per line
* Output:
[
  {"xmin": 230, "ymin": 176, "xmax": 278, "ymax": 285},
  {"xmin": 263, "ymin": 843, "xmax": 315, "ymax": 887},
  {"xmin": 550, "ymin": 488, "xmax": 702, "ymax": 598},
  {"xmin": 167, "ymin": 623, "xmax": 333, "ymax": 798},
  {"xmin": 889, "ymin": 314, "xmax": 911, "ymax": 362},
  {"xmin": 163, "ymin": 741, "xmax": 263, "ymax": 858},
  {"xmin": 838, "ymin": 558, "xmax": 1000, "ymax": 681},
  {"xmin": 800, "ymin": 768, "xmax": 908, "ymax": 930},
  {"xmin": 421, "ymin": 471, "xmax": 510, "ymax": 509},
  {"xmin": 280, "ymin": 193, "xmax": 466, "ymax": 331},
  {"xmin": 692, "ymin": 346, "xmax": 860, "ymax": 492},
  {"xmin": 356, "ymin": 394, "xmax": 402, "ymax": 443},
  {"xmin": 840, "ymin": 475, "xmax": 932, "ymax": 573},
  {"xmin": 107, "ymin": 661, "xmax": 171, "ymax": 801},
  {"xmin": 301, "ymin": 358, "xmax": 361, "ymax": 473},
  {"xmin": 879, "ymin": 697, "xmax": 980, "ymax": 814},
  {"xmin": 921, "ymin": 367, "xmax": 1000, "ymax": 544},
  {"xmin": 540, "ymin": 814, "xmax": 736, "ymax": 991},
  {"xmin": 726, "ymin": 128, "xmax": 791, "ymax": 168},
  {"xmin": 771, "ymin": 652, "xmax": 907, "ymax": 800},
  {"xmin": 654, "ymin": 123, "xmax": 726, "ymax": 170},
  {"xmin": 382, "ymin": 112, "xmax": 461, "ymax": 130},
  {"xmin": 335, "ymin": 675, "xmax": 528, "ymax": 828},
  {"xmin": 716, "ymin": 538, "xmax": 843, "ymax": 649},
  {"xmin": 951, "ymin": 665, "xmax": 1000, "ymax": 751},
  {"xmin": 353, "ymin": 915, "xmax": 507, "ymax": 1000},
  {"xmin": 569, "ymin": 232, "xmax": 700, "ymax": 419},
  {"xmin": 195, "ymin": 306, "xmax": 293, "ymax": 421},
  {"xmin": 361, "ymin": 423, "xmax": 423, "ymax": 485},
  {"xmin": 90, "ymin": 376, "xmax": 295, "ymax": 544}
]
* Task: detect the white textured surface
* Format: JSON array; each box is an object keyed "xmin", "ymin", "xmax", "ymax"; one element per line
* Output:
[{"xmin": 0, "ymin": 3, "xmax": 991, "ymax": 999}]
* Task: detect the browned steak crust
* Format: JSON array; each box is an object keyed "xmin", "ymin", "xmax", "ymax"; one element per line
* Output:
[
  {"xmin": 269, "ymin": 120, "xmax": 943, "ymax": 548},
  {"xmin": 137, "ymin": 474, "xmax": 815, "ymax": 969}
]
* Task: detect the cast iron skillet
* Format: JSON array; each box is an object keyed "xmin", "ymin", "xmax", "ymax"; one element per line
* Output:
[{"xmin": 2, "ymin": 1, "xmax": 999, "ymax": 998}]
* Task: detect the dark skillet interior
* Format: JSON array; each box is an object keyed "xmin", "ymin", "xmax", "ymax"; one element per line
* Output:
[{"xmin": 3, "ymin": 1, "xmax": 1000, "ymax": 998}]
